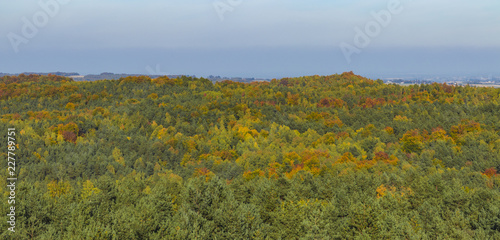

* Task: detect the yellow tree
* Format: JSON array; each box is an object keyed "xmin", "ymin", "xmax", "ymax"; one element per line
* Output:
[{"xmin": 112, "ymin": 147, "xmax": 126, "ymax": 166}]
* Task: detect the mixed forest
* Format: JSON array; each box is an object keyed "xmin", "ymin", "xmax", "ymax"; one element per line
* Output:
[{"xmin": 1, "ymin": 72, "xmax": 499, "ymax": 239}]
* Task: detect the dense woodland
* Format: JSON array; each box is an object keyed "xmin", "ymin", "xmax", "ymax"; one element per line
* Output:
[{"xmin": 1, "ymin": 72, "xmax": 499, "ymax": 239}]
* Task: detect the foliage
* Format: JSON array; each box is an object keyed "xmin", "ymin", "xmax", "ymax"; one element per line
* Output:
[{"xmin": 1, "ymin": 73, "xmax": 500, "ymax": 239}]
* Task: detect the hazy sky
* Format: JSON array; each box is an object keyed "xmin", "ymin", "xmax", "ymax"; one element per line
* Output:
[{"xmin": 1, "ymin": 0, "xmax": 499, "ymax": 78}]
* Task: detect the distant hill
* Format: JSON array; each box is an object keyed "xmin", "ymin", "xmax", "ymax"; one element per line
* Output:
[
  {"xmin": 79, "ymin": 72, "xmax": 191, "ymax": 81},
  {"xmin": 0, "ymin": 71, "xmax": 270, "ymax": 83}
]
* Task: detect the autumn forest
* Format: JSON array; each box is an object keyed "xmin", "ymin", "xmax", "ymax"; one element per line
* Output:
[{"xmin": 1, "ymin": 72, "xmax": 499, "ymax": 239}]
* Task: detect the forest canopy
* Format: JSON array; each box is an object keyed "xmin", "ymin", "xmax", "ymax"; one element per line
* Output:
[{"xmin": 1, "ymin": 72, "xmax": 499, "ymax": 239}]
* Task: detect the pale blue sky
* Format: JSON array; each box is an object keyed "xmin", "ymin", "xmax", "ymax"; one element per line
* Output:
[{"xmin": 1, "ymin": 0, "xmax": 499, "ymax": 78}]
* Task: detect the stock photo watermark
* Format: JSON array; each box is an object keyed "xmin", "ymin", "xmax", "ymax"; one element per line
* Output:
[
  {"xmin": 213, "ymin": 0, "xmax": 244, "ymax": 21},
  {"xmin": 7, "ymin": 0, "xmax": 71, "ymax": 53},
  {"xmin": 340, "ymin": 0, "xmax": 411, "ymax": 64},
  {"xmin": 146, "ymin": 64, "xmax": 168, "ymax": 76}
]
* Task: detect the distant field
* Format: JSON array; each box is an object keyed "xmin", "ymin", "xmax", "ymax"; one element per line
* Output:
[
  {"xmin": 469, "ymin": 84, "xmax": 500, "ymax": 88},
  {"xmin": 395, "ymin": 83, "xmax": 500, "ymax": 88}
]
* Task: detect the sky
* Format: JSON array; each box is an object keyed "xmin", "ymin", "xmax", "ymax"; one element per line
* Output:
[{"xmin": 1, "ymin": 0, "xmax": 499, "ymax": 79}]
